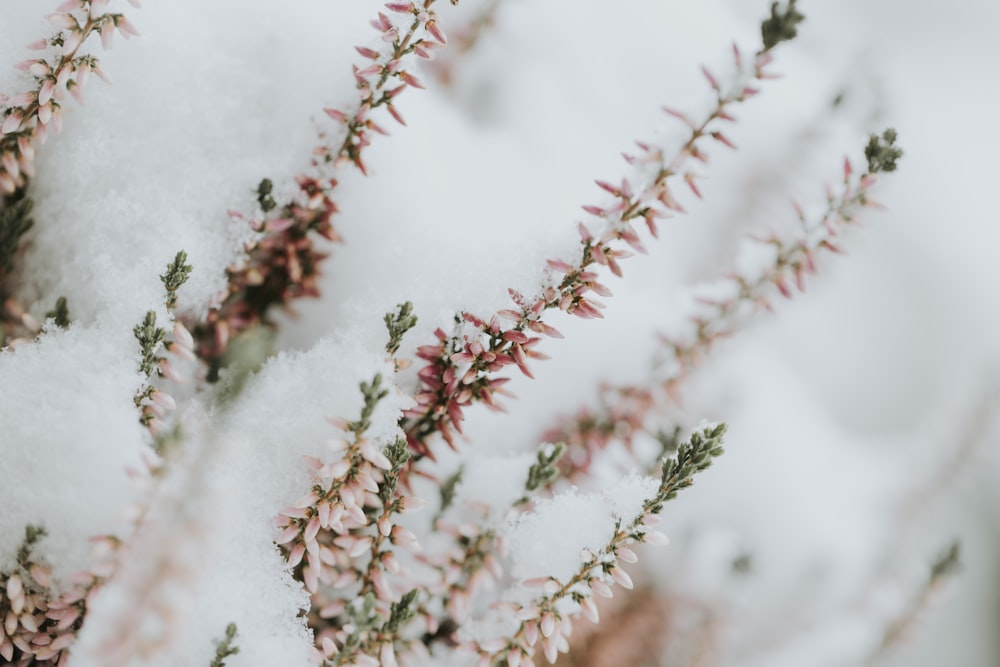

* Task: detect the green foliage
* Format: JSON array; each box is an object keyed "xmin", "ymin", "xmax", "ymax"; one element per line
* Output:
[
  {"xmin": 384, "ymin": 301, "xmax": 418, "ymax": 356},
  {"xmin": 654, "ymin": 426, "xmax": 682, "ymax": 458},
  {"xmin": 15, "ymin": 524, "xmax": 46, "ymax": 570},
  {"xmin": 256, "ymin": 178, "xmax": 277, "ymax": 213},
  {"xmin": 134, "ymin": 311, "xmax": 166, "ymax": 377},
  {"xmin": 931, "ymin": 541, "xmax": 961, "ymax": 580},
  {"xmin": 0, "ymin": 196, "xmax": 33, "ymax": 275},
  {"xmin": 385, "ymin": 589, "xmax": 419, "ymax": 634},
  {"xmin": 45, "ymin": 297, "xmax": 70, "ymax": 329},
  {"xmin": 761, "ymin": 0, "xmax": 804, "ymax": 51},
  {"xmin": 436, "ymin": 467, "xmax": 463, "ymax": 522},
  {"xmin": 523, "ymin": 442, "xmax": 566, "ymax": 496},
  {"xmin": 348, "ymin": 373, "xmax": 390, "ymax": 434},
  {"xmin": 380, "ymin": 438, "xmax": 412, "ymax": 507},
  {"xmin": 865, "ymin": 128, "xmax": 903, "ymax": 174},
  {"xmin": 161, "ymin": 250, "xmax": 193, "ymax": 310},
  {"xmin": 646, "ymin": 422, "xmax": 726, "ymax": 515},
  {"xmin": 330, "ymin": 593, "xmax": 379, "ymax": 661},
  {"xmin": 209, "ymin": 623, "xmax": 240, "ymax": 667}
]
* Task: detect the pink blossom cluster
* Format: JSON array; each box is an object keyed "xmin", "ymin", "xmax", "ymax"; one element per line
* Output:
[
  {"xmin": 0, "ymin": 0, "xmax": 138, "ymax": 195},
  {"xmin": 0, "ymin": 532, "xmax": 117, "ymax": 665}
]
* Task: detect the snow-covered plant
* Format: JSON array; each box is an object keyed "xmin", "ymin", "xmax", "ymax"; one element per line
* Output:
[{"xmin": 2, "ymin": 1, "xmax": 966, "ymax": 666}]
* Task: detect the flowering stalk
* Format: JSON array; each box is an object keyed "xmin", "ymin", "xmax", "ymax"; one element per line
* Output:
[
  {"xmin": 191, "ymin": 1, "xmax": 455, "ymax": 379},
  {"xmin": 132, "ymin": 251, "xmax": 195, "ymax": 435},
  {"xmin": 275, "ymin": 375, "xmax": 426, "ymax": 664},
  {"xmin": 276, "ymin": 374, "xmax": 400, "ymax": 594},
  {"xmin": 402, "ymin": 2, "xmax": 804, "ymax": 462},
  {"xmin": 471, "ymin": 423, "xmax": 726, "ymax": 666},
  {"xmin": 542, "ymin": 129, "xmax": 903, "ymax": 482},
  {"xmin": 0, "ymin": 0, "xmax": 139, "ymax": 196},
  {"xmin": 657, "ymin": 129, "xmax": 902, "ymax": 391},
  {"xmin": 275, "ymin": 304, "xmax": 424, "ymax": 662}
]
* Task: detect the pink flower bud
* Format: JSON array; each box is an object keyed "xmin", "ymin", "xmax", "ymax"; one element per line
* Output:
[
  {"xmin": 116, "ymin": 16, "xmax": 141, "ymax": 38},
  {"xmin": 397, "ymin": 70, "xmax": 424, "ymax": 89},
  {"xmin": 398, "ymin": 495, "xmax": 426, "ymax": 513},
  {"xmin": 380, "ymin": 642, "xmax": 398, "ymax": 667},
  {"xmin": 590, "ymin": 578, "xmax": 613, "ymax": 598},
  {"xmin": 390, "ymin": 525, "xmax": 420, "ymax": 551},
  {"xmin": 580, "ymin": 595, "xmax": 599, "ymax": 623},
  {"xmin": 100, "ymin": 21, "xmax": 114, "ymax": 49},
  {"xmin": 2, "ymin": 111, "xmax": 23, "ymax": 135},
  {"xmin": 542, "ymin": 635, "xmax": 559, "ymax": 664},
  {"xmin": 48, "ymin": 12, "xmax": 79, "ymax": 29},
  {"xmin": 610, "ymin": 566, "xmax": 633, "ymax": 589}
]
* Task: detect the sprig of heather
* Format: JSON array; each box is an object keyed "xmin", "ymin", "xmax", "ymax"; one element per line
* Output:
[
  {"xmin": 470, "ymin": 423, "xmax": 726, "ymax": 666},
  {"xmin": 276, "ymin": 375, "xmax": 402, "ymax": 593},
  {"xmin": 322, "ymin": 1, "xmax": 452, "ymax": 171},
  {"xmin": 191, "ymin": 1, "xmax": 455, "ymax": 379},
  {"xmin": 657, "ymin": 129, "xmax": 902, "ymax": 390},
  {"xmin": 0, "ymin": 0, "xmax": 139, "ymax": 196},
  {"xmin": 133, "ymin": 251, "xmax": 196, "ymax": 435},
  {"xmin": 402, "ymin": 3, "xmax": 802, "ymax": 463},
  {"xmin": 539, "ymin": 130, "xmax": 902, "ymax": 482},
  {"xmin": 208, "ymin": 623, "xmax": 240, "ymax": 667},
  {"xmin": 275, "ymin": 374, "xmax": 427, "ymax": 663},
  {"xmin": 274, "ymin": 305, "xmax": 426, "ymax": 663}
]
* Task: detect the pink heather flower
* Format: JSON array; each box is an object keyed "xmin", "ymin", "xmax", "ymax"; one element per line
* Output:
[
  {"xmin": 590, "ymin": 579, "xmax": 614, "ymax": 598},
  {"xmin": 2, "ymin": 111, "xmax": 23, "ymax": 135},
  {"xmin": 48, "ymin": 12, "xmax": 80, "ymax": 29},
  {"xmin": 116, "ymin": 16, "xmax": 141, "ymax": 38}
]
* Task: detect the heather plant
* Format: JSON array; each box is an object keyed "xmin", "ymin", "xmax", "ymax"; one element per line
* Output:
[{"xmin": 0, "ymin": 1, "xmax": 972, "ymax": 666}]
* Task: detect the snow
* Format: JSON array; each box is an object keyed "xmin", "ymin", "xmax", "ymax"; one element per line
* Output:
[
  {"xmin": 455, "ymin": 452, "xmax": 535, "ymax": 516},
  {"xmin": 506, "ymin": 475, "xmax": 658, "ymax": 584},
  {"xmin": 507, "ymin": 490, "xmax": 613, "ymax": 584},
  {"xmin": 0, "ymin": 325, "xmax": 147, "ymax": 578},
  {"xmin": 1, "ymin": 0, "xmax": 998, "ymax": 664}
]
